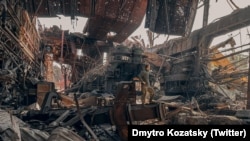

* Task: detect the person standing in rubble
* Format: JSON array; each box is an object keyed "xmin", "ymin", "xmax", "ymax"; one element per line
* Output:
[{"xmin": 138, "ymin": 64, "xmax": 155, "ymax": 104}]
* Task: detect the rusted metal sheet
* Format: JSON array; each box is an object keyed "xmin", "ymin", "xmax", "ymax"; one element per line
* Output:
[{"xmin": 83, "ymin": 0, "xmax": 148, "ymax": 43}]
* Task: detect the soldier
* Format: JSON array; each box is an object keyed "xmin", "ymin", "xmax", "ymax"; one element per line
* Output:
[{"xmin": 138, "ymin": 64, "xmax": 155, "ymax": 104}]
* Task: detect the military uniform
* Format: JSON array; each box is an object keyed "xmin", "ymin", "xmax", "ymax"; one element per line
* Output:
[{"xmin": 138, "ymin": 65, "xmax": 155, "ymax": 104}]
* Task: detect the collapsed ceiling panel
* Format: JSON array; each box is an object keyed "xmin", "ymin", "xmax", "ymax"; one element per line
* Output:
[
  {"xmin": 24, "ymin": 0, "xmax": 148, "ymax": 43},
  {"xmin": 23, "ymin": 0, "xmax": 92, "ymax": 18},
  {"xmin": 145, "ymin": 0, "xmax": 198, "ymax": 36},
  {"xmin": 83, "ymin": 0, "xmax": 148, "ymax": 43}
]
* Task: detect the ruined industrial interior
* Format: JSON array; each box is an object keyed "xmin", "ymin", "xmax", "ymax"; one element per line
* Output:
[{"xmin": 1, "ymin": 0, "xmax": 250, "ymax": 140}]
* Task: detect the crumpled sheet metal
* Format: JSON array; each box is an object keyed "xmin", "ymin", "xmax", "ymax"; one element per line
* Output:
[
  {"xmin": 0, "ymin": 109, "xmax": 23, "ymax": 141},
  {"xmin": 0, "ymin": 109, "xmax": 49, "ymax": 141}
]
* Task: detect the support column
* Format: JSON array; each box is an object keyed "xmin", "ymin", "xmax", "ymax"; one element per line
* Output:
[{"xmin": 247, "ymin": 51, "xmax": 250, "ymax": 109}]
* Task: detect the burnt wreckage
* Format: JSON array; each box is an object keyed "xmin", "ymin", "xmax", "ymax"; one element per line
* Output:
[{"xmin": 1, "ymin": 0, "xmax": 250, "ymax": 141}]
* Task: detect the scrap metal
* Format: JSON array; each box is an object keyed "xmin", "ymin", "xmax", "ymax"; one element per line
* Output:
[
  {"xmin": 0, "ymin": 0, "xmax": 41, "ymax": 109},
  {"xmin": 154, "ymin": 5, "xmax": 250, "ymax": 96}
]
